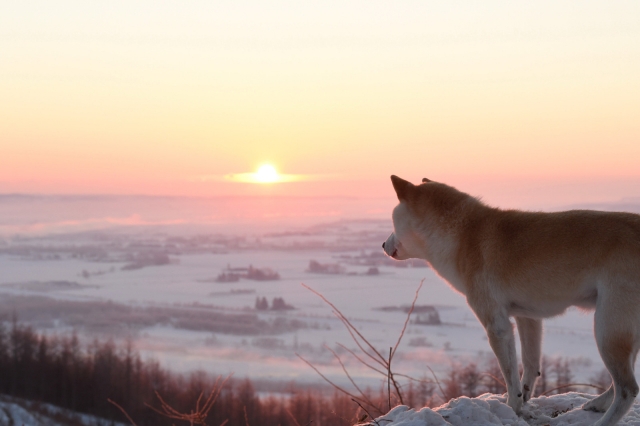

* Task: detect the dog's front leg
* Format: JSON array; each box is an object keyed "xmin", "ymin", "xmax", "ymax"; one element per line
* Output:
[
  {"xmin": 515, "ymin": 317, "xmax": 542, "ymax": 402},
  {"xmin": 475, "ymin": 307, "xmax": 523, "ymax": 414}
]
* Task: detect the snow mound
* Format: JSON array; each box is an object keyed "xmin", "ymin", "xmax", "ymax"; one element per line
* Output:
[
  {"xmin": 0, "ymin": 395, "xmax": 128, "ymax": 426},
  {"xmin": 371, "ymin": 393, "xmax": 640, "ymax": 426}
]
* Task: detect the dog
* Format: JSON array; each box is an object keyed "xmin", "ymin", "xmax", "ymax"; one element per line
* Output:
[{"xmin": 382, "ymin": 175, "xmax": 640, "ymax": 426}]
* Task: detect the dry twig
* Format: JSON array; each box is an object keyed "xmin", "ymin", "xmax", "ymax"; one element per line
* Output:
[
  {"xmin": 391, "ymin": 280, "xmax": 423, "ymax": 360},
  {"xmin": 324, "ymin": 344, "xmax": 379, "ymax": 409},
  {"xmin": 285, "ymin": 407, "xmax": 302, "ymax": 426},
  {"xmin": 426, "ymin": 365, "xmax": 446, "ymax": 399},
  {"xmin": 302, "ymin": 283, "xmax": 386, "ymax": 367},
  {"xmin": 387, "ymin": 347, "xmax": 392, "ymax": 411},
  {"xmin": 335, "ymin": 343, "xmax": 387, "ymax": 376},
  {"xmin": 296, "ymin": 352, "xmax": 384, "ymax": 415},
  {"xmin": 351, "ymin": 398, "xmax": 381, "ymax": 426},
  {"xmin": 480, "ymin": 372, "xmax": 506, "ymax": 388},
  {"xmin": 540, "ymin": 383, "xmax": 606, "ymax": 396},
  {"xmin": 300, "ymin": 280, "xmax": 427, "ymax": 414},
  {"xmin": 145, "ymin": 374, "xmax": 232, "ymax": 426},
  {"xmin": 243, "ymin": 405, "xmax": 250, "ymax": 426},
  {"xmin": 107, "ymin": 398, "xmax": 138, "ymax": 426}
]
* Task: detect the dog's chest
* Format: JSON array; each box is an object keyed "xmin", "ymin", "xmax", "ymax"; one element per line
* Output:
[{"xmin": 427, "ymin": 257, "xmax": 467, "ymax": 295}]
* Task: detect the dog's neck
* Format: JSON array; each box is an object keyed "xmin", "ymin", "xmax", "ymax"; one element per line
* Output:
[{"xmin": 419, "ymin": 197, "xmax": 489, "ymax": 295}]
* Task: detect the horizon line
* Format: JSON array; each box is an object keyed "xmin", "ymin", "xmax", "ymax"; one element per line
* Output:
[{"xmin": 0, "ymin": 192, "xmax": 392, "ymax": 200}]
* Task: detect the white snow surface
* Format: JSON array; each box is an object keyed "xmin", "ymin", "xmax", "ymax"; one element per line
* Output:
[
  {"xmin": 0, "ymin": 396, "xmax": 127, "ymax": 426},
  {"xmin": 371, "ymin": 393, "xmax": 640, "ymax": 426}
]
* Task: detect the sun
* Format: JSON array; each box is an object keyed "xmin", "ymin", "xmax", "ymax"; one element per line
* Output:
[
  {"xmin": 222, "ymin": 164, "xmax": 305, "ymax": 184},
  {"xmin": 254, "ymin": 164, "xmax": 279, "ymax": 183}
]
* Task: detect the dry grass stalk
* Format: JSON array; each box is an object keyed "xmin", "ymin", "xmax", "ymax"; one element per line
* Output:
[
  {"xmin": 243, "ymin": 405, "xmax": 250, "ymax": 426},
  {"xmin": 387, "ymin": 347, "xmax": 392, "ymax": 411},
  {"xmin": 324, "ymin": 344, "xmax": 380, "ymax": 410},
  {"xmin": 299, "ymin": 280, "xmax": 435, "ymax": 416},
  {"xmin": 144, "ymin": 374, "xmax": 231, "ymax": 426},
  {"xmin": 301, "ymin": 283, "xmax": 386, "ymax": 367},
  {"xmin": 393, "ymin": 365, "xmax": 445, "ymax": 398},
  {"xmin": 540, "ymin": 383, "xmax": 606, "ymax": 396},
  {"xmin": 480, "ymin": 372, "xmax": 506, "ymax": 388},
  {"xmin": 285, "ymin": 407, "xmax": 315, "ymax": 426},
  {"xmin": 351, "ymin": 398, "xmax": 382, "ymax": 426},
  {"xmin": 335, "ymin": 343, "xmax": 387, "ymax": 375},
  {"xmin": 285, "ymin": 407, "xmax": 302, "ymax": 426},
  {"xmin": 297, "ymin": 354, "xmax": 368, "ymax": 408},
  {"xmin": 107, "ymin": 398, "xmax": 139, "ymax": 426}
]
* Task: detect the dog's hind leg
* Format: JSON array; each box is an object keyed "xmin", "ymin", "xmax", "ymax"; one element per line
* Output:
[
  {"xmin": 590, "ymin": 294, "xmax": 639, "ymax": 426},
  {"xmin": 583, "ymin": 385, "xmax": 614, "ymax": 413},
  {"xmin": 515, "ymin": 317, "xmax": 542, "ymax": 403}
]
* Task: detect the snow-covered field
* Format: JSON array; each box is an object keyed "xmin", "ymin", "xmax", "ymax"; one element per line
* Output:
[
  {"xmin": 2, "ymin": 195, "xmax": 639, "ymax": 391},
  {"xmin": 0, "ymin": 223, "xmax": 608, "ymax": 388}
]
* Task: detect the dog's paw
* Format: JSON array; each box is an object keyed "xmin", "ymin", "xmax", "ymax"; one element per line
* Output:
[{"xmin": 507, "ymin": 392, "xmax": 523, "ymax": 415}]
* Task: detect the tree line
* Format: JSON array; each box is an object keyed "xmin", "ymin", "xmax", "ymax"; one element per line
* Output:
[
  {"xmin": 0, "ymin": 319, "xmax": 366, "ymax": 425},
  {"xmin": 0, "ymin": 319, "xmax": 610, "ymax": 426}
]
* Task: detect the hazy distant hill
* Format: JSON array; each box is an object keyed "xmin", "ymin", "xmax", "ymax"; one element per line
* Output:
[{"xmin": 0, "ymin": 193, "xmax": 393, "ymax": 235}]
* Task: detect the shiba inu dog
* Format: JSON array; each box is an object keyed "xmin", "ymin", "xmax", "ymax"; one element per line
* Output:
[{"xmin": 383, "ymin": 175, "xmax": 640, "ymax": 426}]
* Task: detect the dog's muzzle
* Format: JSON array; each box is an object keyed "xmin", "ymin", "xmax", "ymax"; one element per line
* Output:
[{"xmin": 383, "ymin": 234, "xmax": 399, "ymax": 258}]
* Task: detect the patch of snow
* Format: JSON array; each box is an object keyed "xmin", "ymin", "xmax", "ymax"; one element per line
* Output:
[
  {"xmin": 0, "ymin": 396, "xmax": 128, "ymax": 426},
  {"xmin": 0, "ymin": 401, "xmax": 45, "ymax": 426},
  {"xmin": 370, "ymin": 393, "xmax": 640, "ymax": 426}
]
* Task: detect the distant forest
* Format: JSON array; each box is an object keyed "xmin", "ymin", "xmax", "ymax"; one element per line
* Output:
[{"xmin": 0, "ymin": 320, "xmax": 610, "ymax": 426}]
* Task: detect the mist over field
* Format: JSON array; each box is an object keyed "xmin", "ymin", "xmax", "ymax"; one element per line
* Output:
[{"xmin": 3, "ymin": 194, "xmax": 640, "ymax": 393}]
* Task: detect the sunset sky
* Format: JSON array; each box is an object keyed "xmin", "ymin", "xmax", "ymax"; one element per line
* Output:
[{"xmin": 1, "ymin": 1, "xmax": 639, "ymax": 209}]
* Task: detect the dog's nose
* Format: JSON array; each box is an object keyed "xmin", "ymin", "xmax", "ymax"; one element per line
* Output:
[{"xmin": 382, "ymin": 242, "xmax": 385, "ymax": 249}]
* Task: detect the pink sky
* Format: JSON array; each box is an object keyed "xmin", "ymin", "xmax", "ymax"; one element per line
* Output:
[{"xmin": 1, "ymin": 1, "xmax": 639, "ymax": 210}]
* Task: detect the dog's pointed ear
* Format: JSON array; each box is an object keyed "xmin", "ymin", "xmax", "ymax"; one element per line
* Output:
[
  {"xmin": 391, "ymin": 175, "xmax": 414, "ymax": 201},
  {"xmin": 422, "ymin": 177, "xmax": 431, "ymax": 183}
]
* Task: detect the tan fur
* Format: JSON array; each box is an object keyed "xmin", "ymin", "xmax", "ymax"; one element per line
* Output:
[
  {"xmin": 384, "ymin": 176, "xmax": 640, "ymax": 426},
  {"xmin": 609, "ymin": 335, "xmax": 634, "ymax": 369}
]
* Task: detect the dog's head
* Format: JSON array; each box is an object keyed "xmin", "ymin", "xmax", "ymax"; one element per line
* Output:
[
  {"xmin": 383, "ymin": 175, "xmax": 470, "ymax": 261},
  {"xmin": 382, "ymin": 175, "xmax": 429, "ymax": 261}
]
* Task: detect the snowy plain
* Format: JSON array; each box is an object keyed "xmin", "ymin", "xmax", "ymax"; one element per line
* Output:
[{"xmin": 1, "ymin": 194, "xmax": 639, "ymax": 393}]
